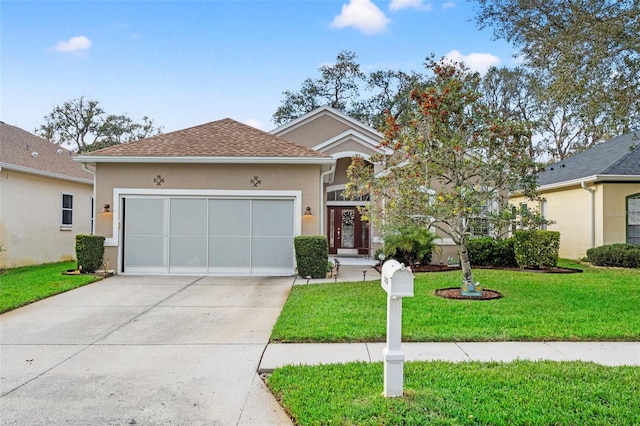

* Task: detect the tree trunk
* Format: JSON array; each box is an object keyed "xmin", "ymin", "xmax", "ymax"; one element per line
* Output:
[{"xmin": 459, "ymin": 243, "xmax": 482, "ymax": 298}]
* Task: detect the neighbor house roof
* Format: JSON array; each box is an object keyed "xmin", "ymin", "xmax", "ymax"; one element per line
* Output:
[
  {"xmin": 0, "ymin": 121, "xmax": 93, "ymax": 183},
  {"xmin": 75, "ymin": 118, "xmax": 333, "ymax": 164},
  {"xmin": 537, "ymin": 131, "xmax": 640, "ymax": 189}
]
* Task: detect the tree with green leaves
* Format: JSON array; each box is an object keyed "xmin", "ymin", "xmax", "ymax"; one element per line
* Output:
[
  {"xmin": 37, "ymin": 97, "xmax": 163, "ymax": 153},
  {"xmin": 473, "ymin": 0, "xmax": 640, "ymax": 159},
  {"xmin": 347, "ymin": 58, "xmax": 541, "ymax": 296},
  {"xmin": 272, "ymin": 50, "xmax": 426, "ymax": 129}
]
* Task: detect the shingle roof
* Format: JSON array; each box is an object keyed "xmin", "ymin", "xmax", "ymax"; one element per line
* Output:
[
  {"xmin": 82, "ymin": 118, "xmax": 330, "ymax": 159},
  {"xmin": 538, "ymin": 131, "xmax": 640, "ymax": 186},
  {"xmin": 0, "ymin": 122, "xmax": 92, "ymax": 182}
]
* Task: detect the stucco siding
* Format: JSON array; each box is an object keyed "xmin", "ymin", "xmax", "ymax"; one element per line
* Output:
[
  {"xmin": 602, "ymin": 183, "xmax": 640, "ymax": 245},
  {"xmin": 277, "ymin": 115, "xmax": 352, "ymax": 147},
  {"xmin": 0, "ymin": 169, "xmax": 93, "ymax": 268}
]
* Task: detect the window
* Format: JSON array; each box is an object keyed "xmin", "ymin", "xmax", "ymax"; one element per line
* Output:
[
  {"xmin": 627, "ymin": 194, "xmax": 640, "ymax": 245},
  {"xmin": 540, "ymin": 200, "xmax": 548, "ymax": 230},
  {"xmin": 61, "ymin": 193, "xmax": 73, "ymax": 226},
  {"xmin": 469, "ymin": 200, "xmax": 494, "ymax": 237},
  {"xmin": 327, "ymin": 189, "xmax": 369, "ymax": 202}
]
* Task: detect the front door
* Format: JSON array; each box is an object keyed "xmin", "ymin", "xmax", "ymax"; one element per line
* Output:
[{"xmin": 327, "ymin": 207, "xmax": 369, "ymax": 255}]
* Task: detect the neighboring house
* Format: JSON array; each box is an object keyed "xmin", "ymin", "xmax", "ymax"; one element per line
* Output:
[
  {"xmin": 0, "ymin": 122, "xmax": 93, "ymax": 269},
  {"xmin": 75, "ymin": 118, "xmax": 334, "ymax": 276},
  {"xmin": 510, "ymin": 131, "xmax": 640, "ymax": 259}
]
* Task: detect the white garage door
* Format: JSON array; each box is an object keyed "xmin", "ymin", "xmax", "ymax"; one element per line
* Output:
[{"xmin": 123, "ymin": 196, "xmax": 295, "ymax": 275}]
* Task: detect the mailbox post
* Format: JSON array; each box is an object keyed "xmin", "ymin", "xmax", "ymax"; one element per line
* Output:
[{"xmin": 380, "ymin": 259, "xmax": 414, "ymax": 397}]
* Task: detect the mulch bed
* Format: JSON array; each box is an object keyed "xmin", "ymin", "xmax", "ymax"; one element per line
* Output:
[
  {"xmin": 434, "ymin": 287, "xmax": 503, "ymax": 300},
  {"xmin": 374, "ymin": 264, "xmax": 583, "ymax": 274}
]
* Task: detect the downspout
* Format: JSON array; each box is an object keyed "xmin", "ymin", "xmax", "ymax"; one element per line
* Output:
[
  {"xmin": 82, "ymin": 163, "xmax": 97, "ymax": 235},
  {"xmin": 319, "ymin": 162, "xmax": 336, "ymax": 237},
  {"xmin": 581, "ymin": 181, "xmax": 595, "ymax": 249}
]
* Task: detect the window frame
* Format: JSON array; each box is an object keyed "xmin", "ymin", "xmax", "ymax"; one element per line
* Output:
[
  {"xmin": 626, "ymin": 193, "xmax": 640, "ymax": 245},
  {"xmin": 61, "ymin": 193, "xmax": 73, "ymax": 227}
]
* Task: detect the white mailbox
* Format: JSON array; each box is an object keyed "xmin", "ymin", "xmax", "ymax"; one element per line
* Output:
[{"xmin": 381, "ymin": 259, "xmax": 414, "ymax": 298}]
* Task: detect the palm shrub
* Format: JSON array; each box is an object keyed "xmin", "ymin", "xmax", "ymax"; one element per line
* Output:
[{"xmin": 382, "ymin": 225, "xmax": 439, "ymax": 269}]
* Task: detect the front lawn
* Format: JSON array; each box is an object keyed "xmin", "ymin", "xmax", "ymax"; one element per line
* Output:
[
  {"xmin": 0, "ymin": 261, "xmax": 102, "ymax": 313},
  {"xmin": 267, "ymin": 360, "xmax": 640, "ymax": 425},
  {"xmin": 271, "ymin": 260, "xmax": 640, "ymax": 342}
]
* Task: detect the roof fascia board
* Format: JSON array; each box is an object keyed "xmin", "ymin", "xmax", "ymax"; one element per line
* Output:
[
  {"xmin": 0, "ymin": 162, "xmax": 93, "ymax": 185},
  {"xmin": 537, "ymin": 175, "xmax": 640, "ymax": 192},
  {"xmin": 73, "ymin": 156, "xmax": 336, "ymax": 165},
  {"xmin": 271, "ymin": 106, "xmax": 383, "ymax": 139},
  {"xmin": 312, "ymin": 129, "xmax": 389, "ymax": 154}
]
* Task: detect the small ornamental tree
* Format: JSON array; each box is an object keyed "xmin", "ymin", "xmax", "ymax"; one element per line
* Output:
[{"xmin": 347, "ymin": 57, "xmax": 541, "ymax": 297}]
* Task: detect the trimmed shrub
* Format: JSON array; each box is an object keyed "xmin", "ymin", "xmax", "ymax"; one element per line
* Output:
[
  {"xmin": 512, "ymin": 230, "xmax": 560, "ymax": 269},
  {"xmin": 382, "ymin": 225, "xmax": 438, "ymax": 268},
  {"xmin": 586, "ymin": 243, "xmax": 640, "ymax": 268},
  {"xmin": 294, "ymin": 236, "xmax": 328, "ymax": 278},
  {"xmin": 75, "ymin": 234, "xmax": 105, "ymax": 273},
  {"xmin": 467, "ymin": 237, "xmax": 517, "ymax": 267}
]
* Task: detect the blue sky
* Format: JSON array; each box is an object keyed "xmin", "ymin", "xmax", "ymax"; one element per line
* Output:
[{"xmin": 1, "ymin": 0, "xmax": 518, "ymax": 135}]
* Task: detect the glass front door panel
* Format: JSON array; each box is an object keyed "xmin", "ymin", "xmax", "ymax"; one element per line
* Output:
[{"xmin": 341, "ymin": 209, "xmax": 355, "ymax": 248}]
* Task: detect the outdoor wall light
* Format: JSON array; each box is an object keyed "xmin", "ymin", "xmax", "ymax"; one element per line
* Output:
[
  {"xmin": 101, "ymin": 204, "xmax": 111, "ymax": 214},
  {"xmin": 304, "ymin": 206, "xmax": 312, "ymax": 216}
]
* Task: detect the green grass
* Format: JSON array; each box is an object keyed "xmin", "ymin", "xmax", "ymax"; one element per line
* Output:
[
  {"xmin": 271, "ymin": 260, "xmax": 640, "ymax": 342},
  {"xmin": 0, "ymin": 261, "xmax": 102, "ymax": 313},
  {"xmin": 267, "ymin": 360, "xmax": 640, "ymax": 425}
]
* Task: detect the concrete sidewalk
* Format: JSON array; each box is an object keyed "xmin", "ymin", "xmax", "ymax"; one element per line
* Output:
[{"xmin": 260, "ymin": 341, "xmax": 640, "ymax": 372}]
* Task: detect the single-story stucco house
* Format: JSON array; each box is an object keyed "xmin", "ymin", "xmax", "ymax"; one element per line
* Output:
[
  {"xmin": 0, "ymin": 122, "xmax": 94, "ymax": 268},
  {"xmin": 510, "ymin": 131, "xmax": 640, "ymax": 259},
  {"xmin": 75, "ymin": 117, "xmax": 336, "ymax": 276}
]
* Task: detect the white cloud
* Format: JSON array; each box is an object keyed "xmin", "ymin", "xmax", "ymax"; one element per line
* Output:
[
  {"xmin": 244, "ymin": 118, "xmax": 262, "ymax": 129},
  {"xmin": 444, "ymin": 50, "xmax": 501, "ymax": 74},
  {"xmin": 331, "ymin": 0, "xmax": 390, "ymax": 35},
  {"xmin": 389, "ymin": 0, "xmax": 432, "ymax": 12},
  {"xmin": 54, "ymin": 35, "xmax": 92, "ymax": 52},
  {"xmin": 441, "ymin": 1, "xmax": 456, "ymax": 9}
]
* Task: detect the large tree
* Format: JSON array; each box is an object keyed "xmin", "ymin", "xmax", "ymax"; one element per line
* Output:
[
  {"xmin": 37, "ymin": 97, "xmax": 162, "ymax": 153},
  {"xmin": 272, "ymin": 51, "xmax": 426, "ymax": 129},
  {"xmin": 473, "ymin": 0, "xmax": 640, "ymax": 159},
  {"xmin": 347, "ymin": 58, "xmax": 540, "ymax": 296}
]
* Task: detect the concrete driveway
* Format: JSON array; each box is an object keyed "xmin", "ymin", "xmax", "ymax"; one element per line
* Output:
[{"xmin": 0, "ymin": 274, "xmax": 294, "ymax": 425}]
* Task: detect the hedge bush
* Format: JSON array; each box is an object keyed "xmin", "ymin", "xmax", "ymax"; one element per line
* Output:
[
  {"xmin": 467, "ymin": 237, "xmax": 517, "ymax": 267},
  {"xmin": 586, "ymin": 243, "xmax": 640, "ymax": 268},
  {"xmin": 512, "ymin": 230, "xmax": 560, "ymax": 269},
  {"xmin": 75, "ymin": 234, "xmax": 105, "ymax": 273},
  {"xmin": 294, "ymin": 236, "xmax": 328, "ymax": 279}
]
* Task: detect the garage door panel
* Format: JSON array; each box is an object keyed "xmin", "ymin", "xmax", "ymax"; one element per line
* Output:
[
  {"xmin": 126, "ymin": 199, "xmax": 165, "ymax": 235},
  {"xmin": 171, "ymin": 199, "xmax": 207, "ymax": 235},
  {"xmin": 209, "ymin": 200, "xmax": 250, "ymax": 236},
  {"xmin": 170, "ymin": 236, "xmax": 207, "ymax": 267},
  {"xmin": 125, "ymin": 236, "xmax": 168, "ymax": 267},
  {"xmin": 252, "ymin": 200, "xmax": 294, "ymax": 236},
  {"xmin": 251, "ymin": 236, "xmax": 294, "ymax": 267},
  {"xmin": 208, "ymin": 236, "xmax": 251, "ymax": 267}
]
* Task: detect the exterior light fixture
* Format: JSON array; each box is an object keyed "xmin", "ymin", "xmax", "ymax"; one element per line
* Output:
[
  {"xmin": 304, "ymin": 206, "xmax": 312, "ymax": 216},
  {"xmin": 101, "ymin": 204, "xmax": 111, "ymax": 214}
]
